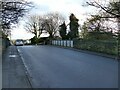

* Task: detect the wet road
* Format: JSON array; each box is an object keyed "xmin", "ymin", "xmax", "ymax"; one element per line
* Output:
[{"xmin": 17, "ymin": 45, "xmax": 118, "ymax": 88}]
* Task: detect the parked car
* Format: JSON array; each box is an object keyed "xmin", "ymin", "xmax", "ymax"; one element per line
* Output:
[{"xmin": 15, "ymin": 39, "xmax": 24, "ymax": 46}]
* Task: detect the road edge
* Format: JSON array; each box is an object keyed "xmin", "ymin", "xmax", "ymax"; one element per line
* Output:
[
  {"xmin": 16, "ymin": 47, "xmax": 34, "ymax": 89},
  {"xmin": 47, "ymin": 45, "xmax": 118, "ymax": 60}
]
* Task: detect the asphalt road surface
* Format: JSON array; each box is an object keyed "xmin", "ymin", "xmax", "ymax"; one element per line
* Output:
[{"xmin": 17, "ymin": 45, "xmax": 118, "ymax": 88}]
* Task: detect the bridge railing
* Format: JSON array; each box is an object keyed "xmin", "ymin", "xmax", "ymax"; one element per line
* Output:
[
  {"xmin": 51, "ymin": 39, "xmax": 117, "ymax": 56},
  {"xmin": 51, "ymin": 40, "xmax": 73, "ymax": 47}
]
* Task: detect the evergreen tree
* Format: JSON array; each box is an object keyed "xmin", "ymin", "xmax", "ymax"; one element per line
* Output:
[
  {"xmin": 59, "ymin": 21, "xmax": 67, "ymax": 40},
  {"xmin": 68, "ymin": 13, "xmax": 79, "ymax": 39}
]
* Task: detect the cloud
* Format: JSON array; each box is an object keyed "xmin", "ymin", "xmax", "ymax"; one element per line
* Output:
[
  {"xmin": 27, "ymin": 0, "xmax": 97, "ymax": 16},
  {"xmin": 11, "ymin": 0, "xmax": 97, "ymax": 39},
  {"xmin": 11, "ymin": 23, "xmax": 34, "ymax": 39},
  {"xmin": 27, "ymin": 0, "xmax": 91, "ymax": 22}
]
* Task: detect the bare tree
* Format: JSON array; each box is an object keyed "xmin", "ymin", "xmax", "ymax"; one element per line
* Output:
[
  {"xmin": 81, "ymin": 14, "xmax": 116, "ymax": 40},
  {"xmin": 86, "ymin": 0, "xmax": 120, "ymax": 17},
  {"xmin": 43, "ymin": 12, "xmax": 65, "ymax": 39},
  {"xmin": 86, "ymin": 0, "xmax": 120, "ymax": 58},
  {"xmin": 86, "ymin": 0, "xmax": 120, "ymax": 33},
  {"xmin": 0, "ymin": 0, "xmax": 33, "ymax": 36},
  {"xmin": 25, "ymin": 15, "xmax": 44, "ymax": 44}
]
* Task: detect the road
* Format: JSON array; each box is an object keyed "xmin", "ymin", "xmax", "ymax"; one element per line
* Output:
[{"xmin": 17, "ymin": 45, "xmax": 118, "ymax": 88}]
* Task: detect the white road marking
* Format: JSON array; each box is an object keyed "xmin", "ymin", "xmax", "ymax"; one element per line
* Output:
[{"xmin": 9, "ymin": 55, "xmax": 18, "ymax": 58}]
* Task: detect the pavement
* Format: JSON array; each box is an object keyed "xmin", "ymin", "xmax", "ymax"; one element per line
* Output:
[
  {"xmin": 0, "ymin": 38, "xmax": 2, "ymax": 90},
  {"xmin": 2, "ymin": 46, "xmax": 32, "ymax": 88}
]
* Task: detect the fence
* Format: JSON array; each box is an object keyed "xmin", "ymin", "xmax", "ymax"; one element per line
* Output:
[
  {"xmin": 51, "ymin": 39, "xmax": 117, "ymax": 56},
  {"xmin": 52, "ymin": 40, "xmax": 73, "ymax": 47}
]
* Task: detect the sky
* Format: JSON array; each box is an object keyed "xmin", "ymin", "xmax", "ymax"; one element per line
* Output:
[{"xmin": 11, "ymin": 0, "xmax": 98, "ymax": 40}]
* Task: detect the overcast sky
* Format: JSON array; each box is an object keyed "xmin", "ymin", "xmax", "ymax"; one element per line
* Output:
[{"xmin": 11, "ymin": 0, "xmax": 98, "ymax": 40}]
